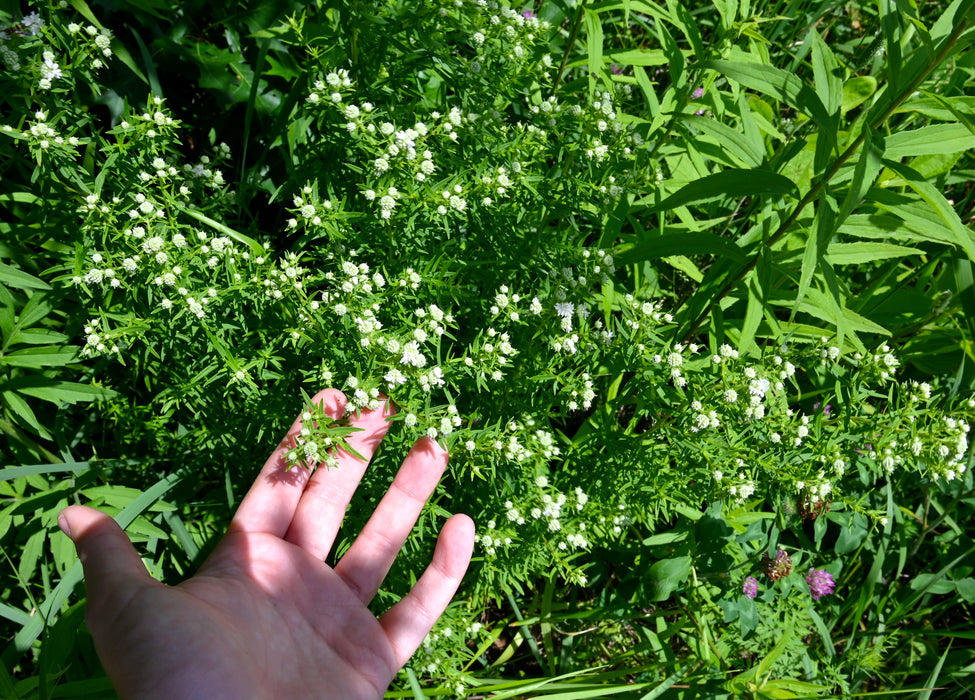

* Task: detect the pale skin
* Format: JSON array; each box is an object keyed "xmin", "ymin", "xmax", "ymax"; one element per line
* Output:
[{"xmin": 58, "ymin": 389, "xmax": 476, "ymax": 700}]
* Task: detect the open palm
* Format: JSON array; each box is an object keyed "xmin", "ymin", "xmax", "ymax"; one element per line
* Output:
[{"xmin": 59, "ymin": 390, "xmax": 475, "ymax": 700}]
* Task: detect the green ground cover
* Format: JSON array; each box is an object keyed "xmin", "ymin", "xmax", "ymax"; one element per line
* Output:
[{"xmin": 1, "ymin": 0, "xmax": 974, "ymax": 696}]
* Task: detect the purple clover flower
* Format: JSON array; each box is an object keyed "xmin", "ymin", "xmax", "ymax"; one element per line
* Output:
[
  {"xmin": 692, "ymin": 87, "xmax": 704, "ymax": 99},
  {"xmin": 805, "ymin": 568, "xmax": 836, "ymax": 600},
  {"xmin": 743, "ymin": 576, "xmax": 759, "ymax": 600},
  {"xmin": 522, "ymin": 9, "xmax": 536, "ymax": 19},
  {"xmin": 813, "ymin": 401, "xmax": 833, "ymax": 417}
]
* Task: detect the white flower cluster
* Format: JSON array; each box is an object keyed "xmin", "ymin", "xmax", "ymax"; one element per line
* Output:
[
  {"xmin": 488, "ymin": 284, "xmax": 524, "ymax": 322},
  {"xmin": 66, "ymin": 21, "xmax": 113, "ymax": 68},
  {"xmin": 183, "ymin": 147, "xmax": 230, "ymax": 189},
  {"xmin": 727, "ymin": 471, "xmax": 756, "ymax": 503},
  {"xmin": 15, "ymin": 110, "xmax": 81, "ymax": 152},
  {"xmin": 38, "ymin": 49, "xmax": 62, "ymax": 89},
  {"xmin": 80, "ymin": 318, "xmax": 119, "ymax": 357},
  {"xmin": 306, "ymin": 68, "xmax": 353, "ymax": 106},
  {"xmin": 852, "ymin": 342, "xmax": 900, "ymax": 381},
  {"xmin": 466, "ymin": 326, "xmax": 516, "ymax": 382},
  {"xmin": 690, "ymin": 399, "xmax": 720, "ymax": 433},
  {"xmin": 933, "ymin": 416, "xmax": 970, "ymax": 481},
  {"xmin": 477, "ymin": 480, "xmax": 590, "ymax": 557},
  {"xmin": 285, "ymin": 411, "xmax": 339, "ymax": 470},
  {"xmin": 795, "ymin": 472, "xmax": 833, "ymax": 502},
  {"xmin": 565, "ymin": 373, "xmax": 596, "ymax": 412},
  {"xmin": 464, "ymin": 1, "xmax": 552, "ymax": 79},
  {"xmin": 261, "ymin": 252, "xmax": 305, "ymax": 300}
]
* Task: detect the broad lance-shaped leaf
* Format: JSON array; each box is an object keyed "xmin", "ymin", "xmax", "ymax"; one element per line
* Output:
[
  {"xmin": 825, "ymin": 242, "xmax": 922, "ymax": 265},
  {"xmin": 0, "ymin": 263, "xmax": 50, "ymax": 291},
  {"xmin": 0, "ymin": 346, "xmax": 79, "ymax": 368},
  {"xmin": 637, "ymin": 169, "xmax": 798, "ymax": 213},
  {"xmin": 616, "ymin": 232, "xmax": 747, "ymax": 266},
  {"xmin": 1, "ymin": 376, "xmax": 117, "ymax": 404},
  {"xmin": 701, "ymin": 60, "xmax": 834, "ymax": 135},
  {"xmin": 809, "ymin": 28, "xmax": 843, "ymax": 116},
  {"xmin": 584, "ymin": 8, "xmax": 605, "ymax": 95},
  {"xmin": 883, "ymin": 159, "xmax": 975, "ymax": 262},
  {"xmin": 884, "ymin": 123, "xmax": 975, "ymax": 159},
  {"xmin": 679, "ymin": 114, "xmax": 764, "ymax": 168},
  {"xmin": 604, "ymin": 48, "xmax": 669, "ymax": 66},
  {"xmin": 837, "ymin": 126, "xmax": 885, "ymax": 228}
]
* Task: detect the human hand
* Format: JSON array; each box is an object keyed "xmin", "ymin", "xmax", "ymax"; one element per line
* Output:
[{"xmin": 58, "ymin": 389, "xmax": 475, "ymax": 700}]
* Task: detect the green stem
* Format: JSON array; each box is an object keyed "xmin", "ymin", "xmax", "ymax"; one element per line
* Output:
[{"xmin": 553, "ymin": 0, "xmax": 588, "ymax": 94}]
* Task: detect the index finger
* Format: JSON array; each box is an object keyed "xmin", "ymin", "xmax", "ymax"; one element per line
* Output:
[{"xmin": 229, "ymin": 388, "xmax": 347, "ymax": 537}]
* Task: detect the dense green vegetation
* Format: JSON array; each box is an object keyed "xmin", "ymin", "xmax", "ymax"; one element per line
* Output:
[{"xmin": 2, "ymin": 0, "xmax": 974, "ymax": 696}]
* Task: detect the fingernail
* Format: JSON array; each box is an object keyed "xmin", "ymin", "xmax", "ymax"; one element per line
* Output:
[{"xmin": 57, "ymin": 511, "xmax": 71, "ymax": 538}]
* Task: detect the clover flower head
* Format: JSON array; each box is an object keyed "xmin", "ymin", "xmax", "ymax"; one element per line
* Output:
[
  {"xmin": 805, "ymin": 568, "xmax": 836, "ymax": 600},
  {"xmin": 762, "ymin": 548, "xmax": 792, "ymax": 581},
  {"xmin": 743, "ymin": 576, "xmax": 759, "ymax": 600}
]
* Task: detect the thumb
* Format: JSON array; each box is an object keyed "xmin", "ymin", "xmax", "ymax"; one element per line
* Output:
[{"xmin": 58, "ymin": 505, "xmax": 156, "ymax": 615}]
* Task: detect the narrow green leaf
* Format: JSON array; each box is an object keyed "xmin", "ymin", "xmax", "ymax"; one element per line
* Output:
[
  {"xmin": 181, "ymin": 208, "xmax": 265, "ymax": 256},
  {"xmin": 617, "ymin": 232, "xmax": 747, "ymax": 266},
  {"xmin": 879, "ymin": 0, "xmax": 904, "ymax": 91},
  {"xmin": 7, "ymin": 329, "xmax": 68, "ymax": 346},
  {"xmin": 0, "ymin": 602, "xmax": 31, "ymax": 626},
  {"xmin": 930, "ymin": 0, "xmax": 975, "ymax": 46},
  {"xmin": 655, "ymin": 19, "xmax": 684, "ymax": 87},
  {"xmin": 825, "ymin": 242, "xmax": 922, "ymax": 265},
  {"xmin": 16, "ymin": 292, "xmax": 54, "ymax": 329},
  {"xmin": 633, "ymin": 66, "xmax": 662, "ymax": 124},
  {"xmin": 584, "ymin": 9, "xmax": 605, "ymax": 96},
  {"xmin": 17, "ymin": 529, "xmax": 46, "ymax": 586},
  {"xmin": 885, "ymin": 123, "xmax": 975, "ymax": 159},
  {"xmin": 883, "ymin": 159, "xmax": 975, "ymax": 261},
  {"xmin": 661, "ymin": 255, "xmax": 703, "ymax": 282},
  {"xmin": 0, "ymin": 657, "xmax": 17, "ymax": 698},
  {"xmin": 710, "ymin": 0, "xmax": 737, "ymax": 31},
  {"xmin": 638, "ymin": 663, "xmax": 689, "ymax": 700},
  {"xmin": 129, "ymin": 26, "xmax": 163, "ymax": 97},
  {"xmin": 809, "ymin": 28, "xmax": 842, "ymax": 115},
  {"xmin": 896, "ymin": 94, "xmax": 975, "ymax": 121},
  {"xmin": 0, "ymin": 263, "xmax": 50, "ymax": 291},
  {"xmin": 836, "ymin": 127, "xmax": 885, "ymax": 226},
  {"xmin": 0, "ymin": 462, "xmax": 92, "ymax": 482},
  {"xmin": 794, "ymin": 195, "xmax": 837, "ymax": 319},
  {"xmin": 739, "ymin": 258, "xmax": 768, "ymax": 356},
  {"xmin": 3, "ymin": 390, "xmax": 51, "ymax": 439},
  {"xmin": 604, "ymin": 49, "xmax": 669, "ymax": 66},
  {"xmin": 679, "ymin": 115, "xmax": 764, "ymax": 168},
  {"xmin": 702, "ymin": 60, "xmax": 834, "ymax": 134},
  {"xmin": 664, "ymin": 0, "xmax": 704, "ymax": 60},
  {"xmin": 1, "ymin": 346, "xmax": 79, "ymax": 368},
  {"xmin": 643, "ymin": 531, "xmax": 689, "ymax": 546},
  {"xmin": 919, "ymin": 641, "xmax": 953, "ymax": 700},
  {"xmin": 637, "ymin": 169, "xmax": 798, "ymax": 213},
  {"xmin": 66, "ymin": 0, "xmax": 104, "ymax": 28},
  {"xmin": 9, "ymin": 380, "xmax": 116, "ymax": 405},
  {"xmin": 799, "ymin": 288, "xmax": 890, "ymax": 338}
]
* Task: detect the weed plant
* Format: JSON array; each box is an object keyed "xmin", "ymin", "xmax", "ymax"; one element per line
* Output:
[{"xmin": 1, "ymin": 0, "xmax": 974, "ymax": 697}]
